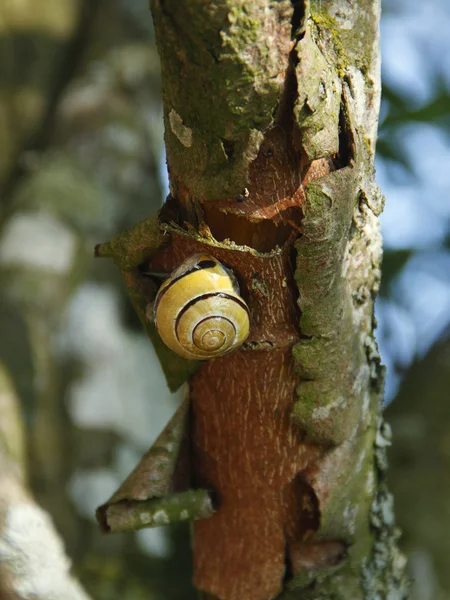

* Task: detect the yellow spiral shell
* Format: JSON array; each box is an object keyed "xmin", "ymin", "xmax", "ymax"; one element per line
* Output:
[{"xmin": 154, "ymin": 254, "xmax": 250, "ymax": 360}]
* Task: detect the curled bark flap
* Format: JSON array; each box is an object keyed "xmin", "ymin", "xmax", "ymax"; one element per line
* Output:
[
  {"xmin": 95, "ymin": 213, "xmax": 200, "ymax": 391},
  {"xmin": 96, "ymin": 399, "xmax": 214, "ymax": 533}
]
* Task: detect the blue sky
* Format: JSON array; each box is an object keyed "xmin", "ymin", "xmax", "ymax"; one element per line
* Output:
[{"xmin": 377, "ymin": 0, "xmax": 450, "ymax": 401}]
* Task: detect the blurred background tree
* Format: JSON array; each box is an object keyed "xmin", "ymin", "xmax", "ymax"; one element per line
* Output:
[
  {"xmin": 376, "ymin": 1, "xmax": 450, "ymax": 599},
  {"xmin": 0, "ymin": 0, "xmax": 448, "ymax": 598}
]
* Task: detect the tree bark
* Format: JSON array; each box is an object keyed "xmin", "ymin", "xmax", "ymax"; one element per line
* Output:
[{"xmin": 102, "ymin": 0, "xmax": 409, "ymax": 598}]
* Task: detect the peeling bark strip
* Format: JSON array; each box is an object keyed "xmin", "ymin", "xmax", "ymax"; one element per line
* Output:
[
  {"xmin": 96, "ymin": 1, "xmax": 407, "ymax": 599},
  {"xmin": 96, "ymin": 398, "xmax": 214, "ymax": 533}
]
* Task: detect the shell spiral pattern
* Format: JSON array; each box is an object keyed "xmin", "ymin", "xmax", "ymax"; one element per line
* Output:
[{"xmin": 153, "ymin": 254, "xmax": 250, "ymax": 360}]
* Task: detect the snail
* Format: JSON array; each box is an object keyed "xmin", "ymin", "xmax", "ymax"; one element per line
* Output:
[{"xmin": 153, "ymin": 254, "xmax": 250, "ymax": 360}]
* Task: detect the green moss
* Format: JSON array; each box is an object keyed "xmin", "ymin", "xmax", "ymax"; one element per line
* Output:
[
  {"xmin": 294, "ymin": 24, "xmax": 341, "ymax": 160},
  {"xmin": 282, "ymin": 423, "xmax": 380, "ymax": 598},
  {"xmin": 150, "ymin": 0, "xmax": 291, "ymax": 199},
  {"xmin": 292, "ymin": 167, "xmax": 362, "ymax": 446},
  {"xmin": 226, "ymin": 6, "xmax": 261, "ymax": 44},
  {"xmin": 311, "ymin": 0, "xmax": 379, "ymax": 77},
  {"xmin": 310, "ymin": 11, "xmax": 346, "ymax": 74},
  {"xmin": 95, "ymin": 213, "xmax": 163, "ymax": 270},
  {"xmin": 101, "ymin": 490, "xmax": 214, "ymax": 533}
]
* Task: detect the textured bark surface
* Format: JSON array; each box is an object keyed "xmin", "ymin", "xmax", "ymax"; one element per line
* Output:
[
  {"xmin": 96, "ymin": 398, "xmax": 214, "ymax": 533},
  {"xmin": 191, "ymin": 350, "xmax": 323, "ymax": 600},
  {"xmin": 147, "ymin": 229, "xmax": 326, "ymax": 599},
  {"xmin": 97, "ymin": 0, "xmax": 409, "ymax": 598}
]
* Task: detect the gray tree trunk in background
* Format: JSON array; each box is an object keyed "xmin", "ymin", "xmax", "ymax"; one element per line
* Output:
[
  {"xmin": 0, "ymin": 2, "xmax": 166, "ymax": 599},
  {"xmin": 387, "ymin": 332, "xmax": 450, "ymax": 600},
  {"xmin": 145, "ymin": 0, "xmax": 410, "ymax": 598}
]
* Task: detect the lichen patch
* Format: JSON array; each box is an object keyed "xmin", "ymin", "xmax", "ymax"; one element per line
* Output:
[{"xmin": 169, "ymin": 109, "xmax": 193, "ymax": 148}]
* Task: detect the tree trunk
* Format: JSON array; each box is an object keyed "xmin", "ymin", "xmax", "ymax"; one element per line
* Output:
[
  {"xmin": 100, "ymin": 1, "xmax": 409, "ymax": 598},
  {"xmin": 0, "ymin": 365, "xmax": 92, "ymax": 600}
]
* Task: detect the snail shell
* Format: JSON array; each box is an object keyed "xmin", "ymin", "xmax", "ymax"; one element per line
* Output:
[{"xmin": 154, "ymin": 254, "xmax": 250, "ymax": 360}]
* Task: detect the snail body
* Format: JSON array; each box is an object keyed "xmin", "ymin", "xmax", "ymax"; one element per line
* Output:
[{"xmin": 154, "ymin": 254, "xmax": 250, "ymax": 360}]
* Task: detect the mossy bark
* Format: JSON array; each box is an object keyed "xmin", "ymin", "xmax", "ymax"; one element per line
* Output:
[{"xmin": 99, "ymin": 0, "xmax": 408, "ymax": 598}]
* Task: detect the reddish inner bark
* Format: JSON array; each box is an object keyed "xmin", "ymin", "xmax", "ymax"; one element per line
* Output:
[
  {"xmin": 191, "ymin": 350, "xmax": 325, "ymax": 600},
  {"xmin": 148, "ymin": 112, "xmax": 335, "ymax": 598},
  {"xmin": 187, "ymin": 142, "xmax": 335, "ymax": 599}
]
